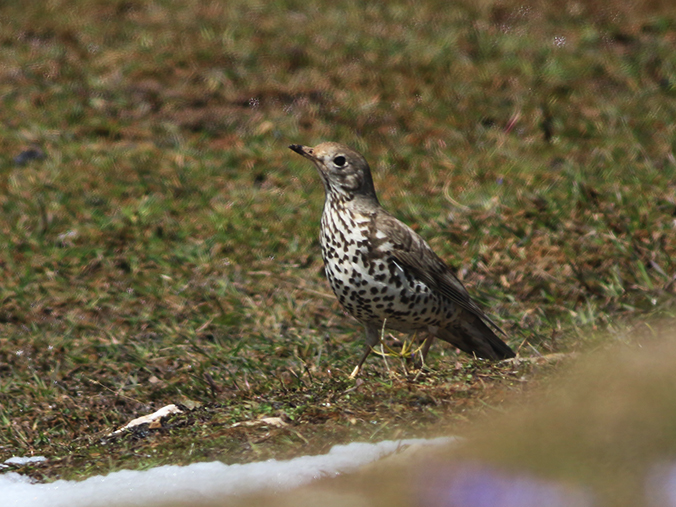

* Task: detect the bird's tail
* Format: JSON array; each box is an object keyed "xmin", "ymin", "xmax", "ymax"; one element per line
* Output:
[{"xmin": 434, "ymin": 312, "xmax": 515, "ymax": 360}]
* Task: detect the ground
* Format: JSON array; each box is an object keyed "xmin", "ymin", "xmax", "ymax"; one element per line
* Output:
[{"xmin": 0, "ymin": 0, "xmax": 675, "ymax": 481}]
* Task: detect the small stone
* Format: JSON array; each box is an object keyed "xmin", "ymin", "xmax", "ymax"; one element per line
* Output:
[{"xmin": 14, "ymin": 147, "xmax": 46, "ymax": 166}]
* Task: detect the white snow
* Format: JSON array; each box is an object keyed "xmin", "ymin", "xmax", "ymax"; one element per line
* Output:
[
  {"xmin": 2, "ymin": 456, "xmax": 47, "ymax": 468},
  {"xmin": 0, "ymin": 437, "xmax": 453, "ymax": 507}
]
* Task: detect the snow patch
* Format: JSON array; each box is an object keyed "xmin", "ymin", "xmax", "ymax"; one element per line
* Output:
[{"xmin": 0, "ymin": 437, "xmax": 453, "ymax": 507}]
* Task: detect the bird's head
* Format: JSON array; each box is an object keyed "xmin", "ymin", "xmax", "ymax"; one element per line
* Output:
[{"xmin": 289, "ymin": 142, "xmax": 378, "ymax": 203}]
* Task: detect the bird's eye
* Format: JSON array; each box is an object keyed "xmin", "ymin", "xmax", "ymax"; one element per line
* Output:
[{"xmin": 333, "ymin": 156, "xmax": 346, "ymax": 167}]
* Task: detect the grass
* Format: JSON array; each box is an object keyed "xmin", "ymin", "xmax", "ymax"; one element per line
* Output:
[{"xmin": 1, "ymin": 0, "xmax": 676, "ymax": 481}]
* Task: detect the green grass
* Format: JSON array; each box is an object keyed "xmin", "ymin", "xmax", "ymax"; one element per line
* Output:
[{"xmin": 1, "ymin": 0, "xmax": 675, "ymax": 481}]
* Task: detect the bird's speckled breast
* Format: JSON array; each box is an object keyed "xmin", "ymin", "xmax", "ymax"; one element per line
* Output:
[{"xmin": 320, "ymin": 201, "xmax": 454, "ymax": 331}]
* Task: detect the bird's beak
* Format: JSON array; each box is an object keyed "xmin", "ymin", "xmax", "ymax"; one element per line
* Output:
[{"xmin": 289, "ymin": 144, "xmax": 315, "ymax": 160}]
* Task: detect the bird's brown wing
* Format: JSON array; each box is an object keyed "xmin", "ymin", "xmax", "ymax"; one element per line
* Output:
[{"xmin": 375, "ymin": 212, "xmax": 507, "ymax": 336}]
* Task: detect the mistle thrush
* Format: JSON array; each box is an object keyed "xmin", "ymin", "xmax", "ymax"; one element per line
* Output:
[{"xmin": 289, "ymin": 142, "xmax": 515, "ymax": 376}]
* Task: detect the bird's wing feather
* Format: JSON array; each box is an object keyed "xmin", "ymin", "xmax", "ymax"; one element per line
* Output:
[{"xmin": 375, "ymin": 212, "xmax": 506, "ymax": 336}]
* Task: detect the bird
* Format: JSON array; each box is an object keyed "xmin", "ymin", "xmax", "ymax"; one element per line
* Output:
[{"xmin": 289, "ymin": 142, "xmax": 515, "ymax": 377}]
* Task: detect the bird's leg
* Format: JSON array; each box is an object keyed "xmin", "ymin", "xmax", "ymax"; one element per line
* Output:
[
  {"xmin": 349, "ymin": 324, "xmax": 381, "ymax": 378},
  {"xmin": 378, "ymin": 319, "xmax": 392, "ymax": 375},
  {"xmin": 419, "ymin": 336, "xmax": 435, "ymax": 367},
  {"xmin": 349, "ymin": 347, "xmax": 372, "ymax": 379},
  {"xmin": 407, "ymin": 335, "xmax": 435, "ymax": 372}
]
